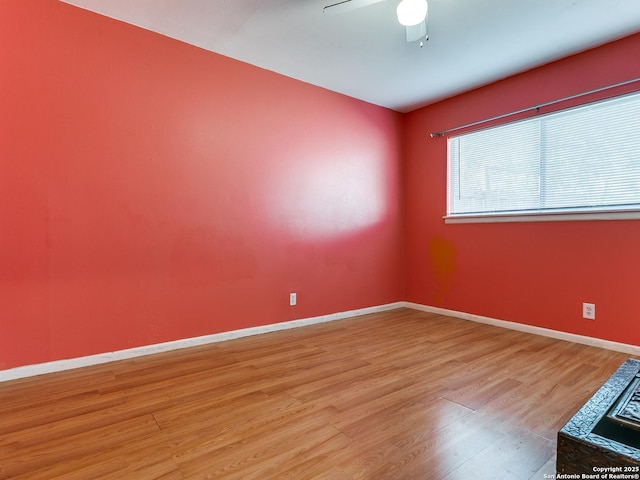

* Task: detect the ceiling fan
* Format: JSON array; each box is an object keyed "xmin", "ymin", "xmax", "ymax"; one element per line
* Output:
[{"xmin": 323, "ymin": 0, "xmax": 429, "ymax": 44}]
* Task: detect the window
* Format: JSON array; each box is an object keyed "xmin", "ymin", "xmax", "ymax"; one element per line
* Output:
[{"xmin": 447, "ymin": 91, "xmax": 640, "ymax": 223}]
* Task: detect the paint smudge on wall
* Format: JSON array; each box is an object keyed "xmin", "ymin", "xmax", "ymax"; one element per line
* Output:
[{"xmin": 428, "ymin": 237, "xmax": 456, "ymax": 303}]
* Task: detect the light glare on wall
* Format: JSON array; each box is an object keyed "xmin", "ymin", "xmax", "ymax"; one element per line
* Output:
[{"xmin": 396, "ymin": 0, "xmax": 428, "ymax": 27}]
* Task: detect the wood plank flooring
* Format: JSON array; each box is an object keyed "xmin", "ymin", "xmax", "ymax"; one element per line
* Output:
[{"xmin": 0, "ymin": 308, "xmax": 634, "ymax": 479}]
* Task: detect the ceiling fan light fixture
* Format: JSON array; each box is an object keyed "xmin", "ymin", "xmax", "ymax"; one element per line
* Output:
[{"xmin": 396, "ymin": 0, "xmax": 428, "ymax": 27}]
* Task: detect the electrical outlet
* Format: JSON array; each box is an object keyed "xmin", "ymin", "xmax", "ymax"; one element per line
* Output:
[
  {"xmin": 583, "ymin": 302, "xmax": 595, "ymax": 320},
  {"xmin": 289, "ymin": 293, "xmax": 297, "ymax": 306}
]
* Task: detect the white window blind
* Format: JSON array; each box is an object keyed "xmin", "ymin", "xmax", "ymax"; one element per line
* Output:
[{"xmin": 447, "ymin": 91, "xmax": 640, "ymax": 219}]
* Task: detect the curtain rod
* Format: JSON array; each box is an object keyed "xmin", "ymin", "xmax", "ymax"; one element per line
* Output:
[{"xmin": 429, "ymin": 76, "xmax": 640, "ymax": 138}]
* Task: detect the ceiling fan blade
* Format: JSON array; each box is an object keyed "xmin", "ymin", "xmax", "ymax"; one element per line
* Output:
[
  {"xmin": 405, "ymin": 20, "xmax": 426, "ymax": 42},
  {"xmin": 323, "ymin": 0, "xmax": 387, "ymax": 15}
]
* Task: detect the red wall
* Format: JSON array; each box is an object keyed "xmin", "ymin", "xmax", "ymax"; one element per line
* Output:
[
  {"xmin": 404, "ymin": 32, "xmax": 640, "ymax": 346},
  {"xmin": 2, "ymin": 2, "xmax": 638, "ymax": 373},
  {"xmin": 0, "ymin": 1, "xmax": 404, "ymax": 370}
]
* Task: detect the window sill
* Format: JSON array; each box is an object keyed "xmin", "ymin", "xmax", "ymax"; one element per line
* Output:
[{"xmin": 444, "ymin": 209, "xmax": 640, "ymax": 224}]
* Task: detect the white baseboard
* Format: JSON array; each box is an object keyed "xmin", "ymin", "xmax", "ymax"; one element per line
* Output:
[
  {"xmin": 3, "ymin": 300, "xmax": 638, "ymax": 383},
  {"xmin": 0, "ymin": 302, "xmax": 404, "ymax": 383},
  {"xmin": 404, "ymin": 302, "xmax": 640, "ymax": 357}
]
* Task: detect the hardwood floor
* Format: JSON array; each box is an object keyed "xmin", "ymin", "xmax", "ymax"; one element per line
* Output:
[{"xmin": 0, "ymin": 308, "xmax": 634, "ymax": 479}]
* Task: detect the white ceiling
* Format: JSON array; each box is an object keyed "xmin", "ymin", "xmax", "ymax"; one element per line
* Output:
[{"xmin": 60, "ymin": 0, "xmax": 640, "ymax": 112}]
